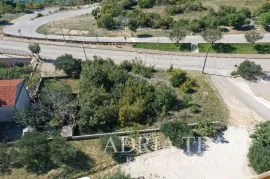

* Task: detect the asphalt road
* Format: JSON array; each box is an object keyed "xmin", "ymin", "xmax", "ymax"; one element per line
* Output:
[
  {"xmin": 4, "ymin": 5, "xmax": 270, "ymax": 44},
  {"xmin": 0, "ymin": 38, "xmax": 270, "ymax": 119}
]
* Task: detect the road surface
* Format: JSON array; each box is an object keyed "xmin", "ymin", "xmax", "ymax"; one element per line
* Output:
[
  {"xmin": 4, "ymin": 5, "xmax": 270, "ymax": 44},
  {"xmin": 0, "ymin": 39, "xmax": 270, "ymax": 120}
]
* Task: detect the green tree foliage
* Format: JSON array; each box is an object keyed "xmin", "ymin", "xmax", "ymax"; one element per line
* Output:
[
  {"xmin": 248, "ymin": 121, "xmax": 270, "ymax": 174},
  {"xmin": 194, "ymin": 121, "xmax": 217, "ymax": 137},
  {"xmin": 41, "ymin": 81, "xmax": 77, "ymax": 127},
  {"xmin": 237, "ymin": 60, "xmax": 262, "ymax": 80},
  {"xmin": 245, "ymin": 31, "xmax": 264, "ymax": 47},
  {"xmin": 119, "ymin": 60, "xmax": 155, "ymax": 78},
  {"xmin": 118, "ymin": 79, "xmax": 156, "ymax": 127},
  {"xmin": 54, "ymin": 54, "xmax": 82, "ymax": 76},
  {"xmin": 15, "ymin": 0, "xmax": 25, "ymax": 12},
  {"xmin": 16, "ymin": 132, "xmax": 52, "ymax": 173},
  {"xmin": 78, "ymin": 87, "xmax": 118, "ymax": 133},
  {"xmin": 0, "ymin": 66, "xmax": 32, "ymax": 80},
  {"xmin": 180, "ymin": 78, "xmax": 195, "ymax": 93},
  {"xmin": 201, "ymin": 28, "xmax": 222, "ymax": 45},
  {"xmin": 138, "ymin": 0, "xmax": 155, "ymax": 8},
  {"xmin": 255, "ymin": 2, "xmax": 270, "ymax": 16},
  {"xmin": 154, "ymin": 84, "xmax": 177, "ymax": 116},
  {"xmin": 80, "ymin": 57, "xmax": 116, "ymax": 91},
  {"xmin": 14, "ymin": 102, "xmax": 53, "ymax": 131},
  {"xmin": 169, "ymin": 22, "xmax": 187, "ymax": 46},
  {"xmin": 169, "ymin": 69, "xmax": 188, "ymax": 87},
  {"xmin": 227, "ymin": 13, "xmax": 247, "ymax": 28},
  {"xmin": 161, "ymin": 121, "xmax": 193, "ymax": 148},
  {"xmin": 260, "ymin": 12, "xmax": 270, "ymax": 29},
  {"xmin": 16, "ymin": 133, "xmax": 81, "ymax": 174},
  {"xmin": 49, "ymin": 137, "xmax": 77, "ymax": 167},
  {"xmin": 0, "ymin": 143, "xmax": 11, "ymax": 175},
  {"xmin": 28, "ymin": 43, "xmax": 41, "ymax": 56},
  {"xmin": 78, "ymin": 57, "xmax": 178, "ymax": 133},
  {"xmin": 97, "ymin": 14, "xmax": 116, "ymax": 29}
]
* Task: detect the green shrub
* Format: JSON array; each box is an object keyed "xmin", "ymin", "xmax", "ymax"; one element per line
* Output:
[
  {"xmin": 155, "ymin": 84, "xmax": 177, "ymax": 116},
  {"xmin": 194, "ymin": 121, "xmax": 217, "ymax": 137},
  {"xmin": 180, "ymin": 79, "xmax": 195, "ymax": 93},
  {"xmin": 49, "ymin": 137, "xmax": 78, "ymax": 167},
  {"xmin": 36, "ymin": 13, "xmax": 43, "ymax": 18},
  {"xmin": 138, "ymin": 0, "xmax": 155, "ymax": 8},
  {"xmin": 169, "ymin": 69, "xmax": 188, "ymax": 87},
  {"xmin": 119, "ymin": 59, "xmax": 155, "ymax": 78},
  {"xmin": 54, "ymin": 54, "xmax": 82, "ymax": 76},
  {"xmin": 16, "ymin": 132, "xmax": 52, "ymax": 173},
  {"xmin": 231, "ymin": 71, "xmax": 238, "ymax": 76},
  {"xmin": 248, "ymin": 122, "xmax": 270, "ymax": 174},
  {"xmin": 28, "ymin": 43, "xmax": 41, "ymax": 55},
  {"xmin": 237, "ymin": 60, "xmax": 262, "ymax": 80},
  {"xmin": 0, "ymin": 66, "xmax": 32, "ymax": 80},
  {"xmin": 102, "ymin": 170, "xmax": 132, "ymax": 179},
  {"xmin": 190, "ymin": 104, "xmax": 200, "ymax": 114},
  {"xmin": 0, "ymin": 143, "xmax": 11, "ymax": 175},
  {"xmin": 161, "ymin": 121, "xmax": 193, "ymax": 148}
]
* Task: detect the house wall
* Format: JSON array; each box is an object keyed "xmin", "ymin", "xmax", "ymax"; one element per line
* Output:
[
  {"xmin": 15, "ymin": 85, "xmax": 31, "ymax": 110},
  {"xmin": 0, "ymin": 107, "xmax": 16, "ymax": 122}
]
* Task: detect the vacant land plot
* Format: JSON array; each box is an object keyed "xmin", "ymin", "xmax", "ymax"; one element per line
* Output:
[
  {"xmin": 36, "ymin": 0, "xmax": 270, "ymax": 37},
  {"xmin": 152, "ymin": 71, "xmax": 229, "ymax": 123},
  {"xmin": 37, "ymin": 14, "xmax": 169, "ymax": 37}
]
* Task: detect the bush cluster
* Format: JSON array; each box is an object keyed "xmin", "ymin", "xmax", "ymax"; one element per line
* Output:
[
  {"xmin": 161, "ymin": 121, "xmax": 193, "ymax": 148},
  {"xmin": 78, "ymin": 57, "xmax": 178, "ymax": 133},
  {"xmin": 248, "ymin": 121, "xmax": 270, "ymax": 174},
  {"xmin": 0, "ymin": 133, "xmax": 80, "ymax": 174}
]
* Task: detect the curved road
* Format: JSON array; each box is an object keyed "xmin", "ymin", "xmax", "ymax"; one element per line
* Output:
[
  {"xmin": 4, "ymin": 5, "xmax": 270, "ymax": 44},
  {"xmin": 2, "ymin": 6, "xmax": 270, "ymax": 120}
]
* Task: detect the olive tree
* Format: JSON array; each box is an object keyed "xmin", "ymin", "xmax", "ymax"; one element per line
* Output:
[
  {"xmin": 201, "ymin": 28, "xmax": 223, "ymax": 45},
  {"xmin": 54, "ymin": 54, "xmax": 82, "ymax": 76},
  {"xmin": 169, "ymin": 25, "xmax": 187, "ymax": 49},
  {"xmin": 237, "ymin": 60, "xmax": 262, "ymax": 80},
  {"xmin": 245, "ymin": 31, "xmax": 264, "ymax": 47},
  {"xmin": 201, "ymin": 28, "xmax": 223, "ymax": 73},
  {"xmin": 28, "ymin": 43, "xmax": 41, "ymax": 57}
]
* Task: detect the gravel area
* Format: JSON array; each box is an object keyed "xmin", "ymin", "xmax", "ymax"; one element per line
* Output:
[{"xmin": 122, "ymin": 126, "xmax": 255, "ymax": 179}]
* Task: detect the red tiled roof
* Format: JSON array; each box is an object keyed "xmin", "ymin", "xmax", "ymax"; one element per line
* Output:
[{"xmin": 0, "ymin": 79, "xmax": 24, "ymax": 107}]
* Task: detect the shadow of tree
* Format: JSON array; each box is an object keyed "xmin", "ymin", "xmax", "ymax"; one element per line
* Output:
[
  {"xmin": 254, "ymin": 44, "xmax": 270, "ymax": 54},
  {"xmin": 0, "ymin": 20, "xmax": 13, "ymax": 26},
  {"xmin": 50, "ymin": 151, "xmax": 95, "ymax": 179},
  {"xmin": 212, "ymin": 131, "xmax": 229, "ymax": 144},
  {"xmin": 213, "ymin": 44, "xmax": 237, "ymax": 53},
  {"xmin": 137, "ymin": 34, "xmax": 153, "ymax": 38},
  {"xmin": 183, "ymin": 137, "xmax": 209, "ymax": 156},
  {"xmin": 179, "ymin": 43, "xmax": 191, "ymax": 52},
  {"xmin": 262, "ymin": 73, "xmax": 270, "ymax": 81}
]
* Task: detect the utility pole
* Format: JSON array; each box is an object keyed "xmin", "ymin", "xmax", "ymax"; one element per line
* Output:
[
  {"xmin": 202, "ymin": 46, "xmax": 210, "ymax": 74},
  {"xmin": 81, "ymin": 43, "xmax": 87, "ymax": 60},
  {"xmin": 60, "ymin": 24, "xmax": 66, "ymax": 41}
]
